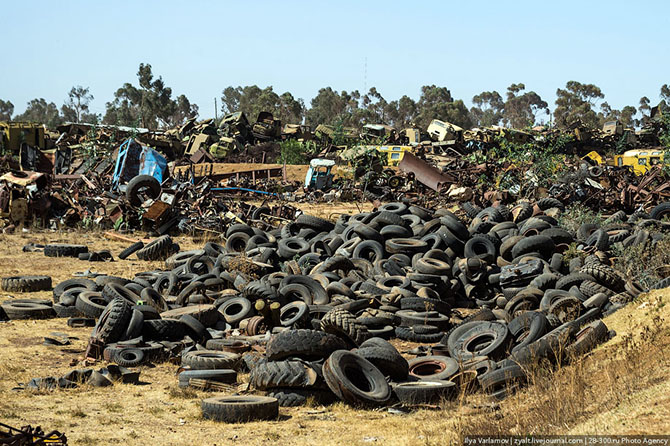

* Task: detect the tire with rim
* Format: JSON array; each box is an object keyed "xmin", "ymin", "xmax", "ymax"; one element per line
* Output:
[
  {"xmin": 564, "ymin": 320, "xmax": 608, "ymax": 358},
  {"xmin": 408, "ymin": 355, "xmax": 458, "ymax": 381}
]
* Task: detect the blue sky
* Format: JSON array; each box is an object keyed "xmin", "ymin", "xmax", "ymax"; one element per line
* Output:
[{"xmin": 2, "ymin": 0, "xmax": 668, "ymax": 121}]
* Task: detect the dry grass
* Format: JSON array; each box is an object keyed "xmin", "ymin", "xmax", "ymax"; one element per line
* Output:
[
  {"xmin": 1, "ymin": 231, "xmax": 670, "ymax": 445},
  {"xmin": 612, "ymin": 235, "xmax": 670, "ymax": 289}
]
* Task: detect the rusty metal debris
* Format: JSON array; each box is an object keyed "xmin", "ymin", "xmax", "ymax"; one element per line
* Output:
[
  {"xmin": 0, "ymin": 422, "xmax": 67, "ymax": 445},
  {"xmin": 398, "ymin": 152, "xmax": 455, "ymax": 192},
  {"xmin": 2, "ymin": 108, "xmax": 670, "ymax": 232}
]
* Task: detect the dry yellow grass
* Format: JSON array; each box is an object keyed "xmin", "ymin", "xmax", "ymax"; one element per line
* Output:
[{"xmin": 1, "ymin": 231, "xmax": 669, "ymax": 445}]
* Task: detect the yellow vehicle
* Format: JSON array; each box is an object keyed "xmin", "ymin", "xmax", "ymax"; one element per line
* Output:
[
  {"xmin": 339, "ymin": 145, "xmax": 414, "ymax": 167},
  {"xmin": 582, "ymin": 150, "xmax": 604, "ymax": 165},
  {"xmin": 373, "ymin": 145, "xmax": 414, "ymax": 166},
  {"xmin": 582, "ymin": 149, "xmax": 665, "ymax": 175},
  {"xmin": 613, "ymin": 149, "xmax": 664, "ymax": 175},
  {"xmin": 0, "ymin": 122, "xmax": 45, "ymax": 153},
  {"xmin": 427, "ymin": 119, "xmax": 463, "ymax": 142}
]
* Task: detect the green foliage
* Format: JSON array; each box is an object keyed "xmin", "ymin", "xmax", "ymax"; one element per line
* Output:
[
  {"xmin": 104, "ymin": 63, "xmax": 198, "ymax": 129},
  {"xmin": 0, "ymin": 99, "xmax": 14, "ymax": 121},
  {"xmin": 414, "ymin": 85, "xmax": 472, "ymax": 130},
  {"xmin": 471, "ymin": 90, "xmax": 504, "ymax": 127},
  {"xmin": 305, "ymin": 87, "xmax": 364, "ymax": 128},
  {"xmin": 277, "ymin": 140, "xmax": 318, "ymax": 165},
  {"xmin": 545, "ymin": 132, "xmax": 575, "ymax": 153},
  {"xmin": 14, "ymin": 98, "xmax": 63, "ymax": 127},
  {"xmin": 81, "ymin": 125, "xmax": 100, "ymax": 169},
  {"xmin": 557, "ymin": 203, "xmax": 601, "ymax": 234},
  {"xmin": 561, "ymin": 242, "xmax": 587, "ymax": 267},
  {"xmin": 221, "ymin": 86, "xmax": 304, "ymax": 124},
  {"xmin": 489, "ymin": 136, "xmax": 564, "ymax": 187},
  {"xmin": 659, "ymin": 114, "xmax": 670, "ymax": 148},
  {"xmin": 503, "ymin": 83, "xmax": 549, "ymax": 128},
  {"xmin": 331, "ymin": 119, "xmax": 349, "ymax": 146},
  {"xmin": 61, "ymin": 86, "xmax": 94, "ymax": 123},
  {"xmin": 554, "ymin": 80, "xmax": 604, "ymax": 129}
]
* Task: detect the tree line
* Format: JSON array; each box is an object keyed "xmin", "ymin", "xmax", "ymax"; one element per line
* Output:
[{"xmin": 0, "ymin": 63, "xmax": 668, "ymax": 131}]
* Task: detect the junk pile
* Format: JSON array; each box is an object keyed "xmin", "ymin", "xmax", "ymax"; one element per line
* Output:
[
  {"xmin": 0, "ymin": 422, "xmax": 67, "ymax": 446},
  {"xmin": 4, "ymin": 197, "xmax": 670, "ymax": 422},
  {"xmin": 3, "ymin": 105, "xmax": 670, "ymax": 231}
]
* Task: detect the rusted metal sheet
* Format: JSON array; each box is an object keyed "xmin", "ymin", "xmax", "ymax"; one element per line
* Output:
[
  {"xmin": 0, "ymin": 170, "xmax": 47, "ymax": 188},
  {"xmin": 398, "ymin": 152, "xmax": 456, "ymax": 191},
  {"xmin": 143, "ymin": 200, "xmax": 172, "ymax": 223}
]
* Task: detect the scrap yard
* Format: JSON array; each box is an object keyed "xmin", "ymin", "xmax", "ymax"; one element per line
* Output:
[{"xmin": 2, "ymin": 2, "xmax": 670, "ymax": 444}]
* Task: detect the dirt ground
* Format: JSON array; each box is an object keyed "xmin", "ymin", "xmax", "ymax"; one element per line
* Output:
[{"xmin": 1, "ymin": 230, "xmax": 670, "ymax": 445}]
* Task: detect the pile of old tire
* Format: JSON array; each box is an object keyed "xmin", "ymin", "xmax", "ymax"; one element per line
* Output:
[
  {"xmin": 246, "ymin": 311, "xmax": 614, "ymax": 407},
  {"xmin": 48, "ymin": 201, "xmax": 660, "ymax": 340},
  {"xmin": 44, "ymin": 200, "xmax": 670, "ymax": 407}
]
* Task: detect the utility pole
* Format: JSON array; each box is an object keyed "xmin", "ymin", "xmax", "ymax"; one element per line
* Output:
[{"xmin": 214, "ymin": 97, "xmax": 218, "ymax": 122}]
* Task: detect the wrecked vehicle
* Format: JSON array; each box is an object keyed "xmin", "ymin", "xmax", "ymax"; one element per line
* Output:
[
  {"xmin": 252, "ymin": 112, "xmax": 282, "ymax": 141},
  {"xmin": 111, "ymin": 138, "xmax": 167, "ymax": 191},
  {"xmin": 219, "ymin": 112, "xmax": 252, "ymax": 142},
  {"xmin": 0, "ymin": 170, "xmax": 47, "ymax": 225},
  {"xmin": 304, "ymin": 158, "xmax": 335, "ymax": 190},
  {"xmin": 427, "ymin": 119, "xmax": 463, "ymax": 142},
  {"xmin": 0, "ymin": 121, "xmax": 46, "ymax": 154}
]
